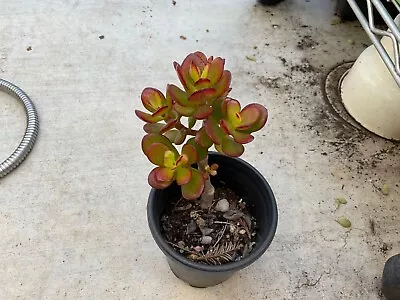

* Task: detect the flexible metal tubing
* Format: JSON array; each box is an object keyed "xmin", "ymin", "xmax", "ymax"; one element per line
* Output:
[{"xmin": 0, "ymin": 79, "xmax": 39, "ymax": 178}]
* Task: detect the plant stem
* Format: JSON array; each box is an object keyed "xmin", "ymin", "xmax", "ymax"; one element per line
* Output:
[{"xmin": 198, "ymin": 156, "xmax": 215, "ymax": 209}]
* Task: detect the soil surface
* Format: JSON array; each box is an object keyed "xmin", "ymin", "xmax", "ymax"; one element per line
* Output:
[{"xmin": 160, "ymin": 187, "xmax": 257, "ymax": 265}]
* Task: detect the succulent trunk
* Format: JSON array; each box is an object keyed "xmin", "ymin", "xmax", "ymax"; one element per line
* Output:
[{"xmin": 198, "ymin": 156, "xmax": 215, "ymax": 209}]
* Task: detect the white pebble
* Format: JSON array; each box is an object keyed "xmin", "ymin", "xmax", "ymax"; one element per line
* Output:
[
  {"xmin": 215, "ymin": 199, "xmax": 229, "ymax": 212},
  {"xmin": 200, "ymin": 236, "xmax": 213, "ymax": 245}
]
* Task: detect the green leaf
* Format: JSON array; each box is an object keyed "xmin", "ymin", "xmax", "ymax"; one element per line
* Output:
[
  {"xmin": 144, "ymin": 143, "xmax": 170, "ymax": 166},
  {"xmin": 188, "ymin": 116, "xmax": 196, "ymax": 128},
  {"xmin": 207, "ymin": 57, "xmax": 224, "ymax": 84},
  {"xmin": 336, "ymin": 217, "xmax": 351, "ymax": 228},
  {"xmin": 143, "ymin": 123, "xmax": 164, "ymax": 134},
  {"xmin": 236, "ymin": 103, "xmax": 268, "ymax": 133},
  {"xmin": 148, "ymin": 167, "xmax": 174, "ymax": 189},
  {"xmin": 381, "ymin": 184, "xmax": 389, "ymax": 195},
  {"xmin": 187, "ymin": 138, "xmax": 207, "ymax": 161},
  {"xmin": 246, "ymin": 55, "xmax": 256, "ymax": 62},
  {"xmin": 195, "ymin": 127, "xmax": 213, "ymax": 148},
  {"xmin": 334, "ymin": 197, "xmax": 348, "ymax": 209},
  {"xmin": 182, "ymin": 144, "xmax": 198, "ymax": 165},
  {"xmin": 181, "ymin": 168, "xmax": 205, "ymax": 200},
  {"xmin": 167, "ymin": 84, "xmax": 191, "ymax": 106},
  {"xmin": 204, "ymin": 118, "xmax": 225, "ymax": 145},
  {"xmin": 135, "ymin": 110, "xmax": 164, "ymax": 123},
  {"xmin": 188, "ymin": 88, "xmax": 216, "ymax": 106},
  {"xmin": 193, "ymin": 105, "xmax": 213, "ymax": 120},
  {"xmin": 221, "ymin": 136, "xmax": 244, "ymax": 157},
  {"xmin": 141, "ymin": 88, "xmax": 166, "ymax": 112},
  {"xmin": 176, "ymin": 167, "xmax": 192, "ymax": 185},
  {"xmin": 141, "ymin": 133, "xmax": 178, "ymax": 157}
]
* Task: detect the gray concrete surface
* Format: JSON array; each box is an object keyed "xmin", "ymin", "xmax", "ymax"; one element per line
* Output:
[{"xmin": 1, "ymin": 0, "xmax": 399, "ymax": 299}]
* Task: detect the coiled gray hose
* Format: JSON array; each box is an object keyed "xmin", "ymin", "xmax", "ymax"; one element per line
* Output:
[{"xmin": 0, "ymin": 79, "xmax": 39, "ymax": 178}]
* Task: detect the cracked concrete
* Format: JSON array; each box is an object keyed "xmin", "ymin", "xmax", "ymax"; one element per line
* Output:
[{"xmin": 1, "ymin": 0, "xmax": 399, "ymax": 299}]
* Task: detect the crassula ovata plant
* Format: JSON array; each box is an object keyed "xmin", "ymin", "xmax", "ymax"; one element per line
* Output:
[{"xmin": 136, "ymin": 51, "xmax": 268, "ymax": 209}]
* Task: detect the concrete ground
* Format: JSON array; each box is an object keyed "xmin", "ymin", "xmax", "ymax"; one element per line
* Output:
[{"xmin": 1, "ymin": 0, "xmax": 399, "ymax": 299}]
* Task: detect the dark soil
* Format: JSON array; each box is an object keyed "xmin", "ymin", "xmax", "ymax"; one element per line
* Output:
[
  {"xmin": 297, "ymin": 35, "xmax": 319, "ymax": 50},
  {"xmin": 160, "ymin": 187, "xmax": 257, "ymax": 265}
]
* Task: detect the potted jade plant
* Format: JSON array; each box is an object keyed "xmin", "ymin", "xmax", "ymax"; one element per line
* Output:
[{"xmin": 136, "ymin": 51, "xmax": 278, "ymax": 288}]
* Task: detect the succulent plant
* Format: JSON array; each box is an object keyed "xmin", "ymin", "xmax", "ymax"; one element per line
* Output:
[{"xmin": 136, "ymin": 51, "xmax": 268, "ymax": 204}]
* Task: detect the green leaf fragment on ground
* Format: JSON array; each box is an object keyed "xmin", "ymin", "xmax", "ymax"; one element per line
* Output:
[
  {"xmin": 336, "ymin": 217, "xmax": 351, "ymax": 228},
  {"xmin": 334, "ymin": 196, "xmax": 348, "ymax": 208},
  {"xmin": 381, "ymin": 184, "xmax": 389, "ymax": 195},
  {"xmin": 246, "ymin": 55, "xmax": 256, "ymax": 62}
]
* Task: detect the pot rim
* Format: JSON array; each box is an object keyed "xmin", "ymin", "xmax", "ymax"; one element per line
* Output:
[{"xmin": 147, "ymin": 152, "xmax": 278, "ymax": 272}]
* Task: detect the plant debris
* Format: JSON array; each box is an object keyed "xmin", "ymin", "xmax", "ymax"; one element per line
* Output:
[
  {"xmin": 336, "ymin": 217, "xmax": 352, "ymax": 228},
  {"xmin": 381, "ymin": 184, "xmax": 389, "ymax": 195},
  {"xmin": 246, "ymin": 55, "xmax": 256, "ymax": 62},
  {"xmin": 161, "ymin": 187, "xmax": 257, "ymax": 265},
  {"xmin": 179, "ymin": 35, "xmax": 187, "ymax": 40},
  {"xmin": 334, "ymin": 196, "xmax": 348, "ymax": 209}
]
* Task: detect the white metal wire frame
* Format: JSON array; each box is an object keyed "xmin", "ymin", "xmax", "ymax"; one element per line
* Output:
[{"xmin": 347, "ymin": 0, "xmax": 400, "ymax": 87}]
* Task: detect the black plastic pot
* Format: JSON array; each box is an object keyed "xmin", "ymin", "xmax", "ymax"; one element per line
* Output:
[
  {"xmin": 147, "ymin": 152, "xmax": 278, "ymax": 287},
  {"xmin": 147, "ymin": 152, "xmax": 278, "ymax": 288}
]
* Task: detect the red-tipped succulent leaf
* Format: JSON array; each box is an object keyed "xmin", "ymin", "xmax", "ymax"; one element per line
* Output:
[{"xmin": 135, "ymin": 88, "xmax": 172, "ymax": 123}]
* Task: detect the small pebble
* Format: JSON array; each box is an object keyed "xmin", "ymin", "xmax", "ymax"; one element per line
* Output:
[
  {"xmin": 193, "ymin": 246, "xmax": 204, "ymax": 252},
  {"xmin": 223, "ymin": 210, "xmax": 244, "ymax": 220},
  {"xmin": 200, "ymin": 236, "xmax": 212, "ymax": 245},
  {"xmin": 239, "ymin": 229, "xmax": 246, "ymax": 235},
  {"xmin": 186, "ymin": 220, "xmax": 197, "ymax": 234},
  {"xmin": 215, "ymin": 199, "xmax": 229, "ymax": 212},
  {"xmin": 200, "ymin": 227, "xmax": 214, "ymax": 236}
]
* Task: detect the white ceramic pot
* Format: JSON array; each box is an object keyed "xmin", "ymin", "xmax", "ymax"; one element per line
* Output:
[{"xmin": 341, "ymin": 15, "xmax": 400, "ymax": 140}]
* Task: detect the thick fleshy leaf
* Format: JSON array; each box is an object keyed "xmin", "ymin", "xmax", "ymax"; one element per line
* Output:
[
  {"xmin": 148, "ymin": 167, "xmax": 173, "ymax": 189},
  {"xmin": 204, "ymin": 118, "xmax": 225, "ymax": 145},
  {"xmin": 160, "ymin": 119, "xmax": 178, "ymax": 134},
  {"xmin": 176, "ymin": 167, "xmax": 192, "ymax": 185},
  {"xmin": 151, "ymin": 106, "xmax": 169, "ymax": 118},
  {"xmin": 188, "ymin": 88, "xmax": 216, "ymax": 106},
  {"xmin": 181, "ymin": 168, "xmax": 205, "ymax": 200},
  {"xmin": 155, "ymin": 167, "xmax": 175, "ymax": 182},
  {"xmin": 188, "ymin": 116, "xmax": 196, "ymax": 128},
  {"xmin": 167, "ymin": 84, "xmax": 191, "ymax": 106},
  {"xmin": 213, "ymin": 70, "xmax": 232, "ymax": 98},
  {"xmin": 141, "ymin": 88, "xmax": 166, "ymax": 113},
  {"xmin": 231, "ymin": 131, "xmax": 254, "ymax": 144},
  {"xmin": 189, "ymin": 62, "xmax": 201, "ymax": 82},
  {"xmin": 220, "ymin": 119, "xmax": 234, "ymax": 135},
  {"xmin": 211, "ymin": 98, "xmax": 225, "ymax": 121},
  {"xmin": 173, "ymin": 63, "xmax": 188, "ymax": 91},
  {"xmin": 187, "ymin": 138, "xmax": 207, "ymax": 161},
  {"xmin": 142, "ymin": 133, "xmax": 178, "ymax": 157},
  {"xmin": 143, "ymin": 123, "xmax": 164, "ymax": 133},
  {"xmin": 182, "ymin": 144, "xmax": 198, "ymax": 165},
  {"xmin": 221, "ymin": 136, "xmax": 244, "ymax": 157},
  {"xmin": 237, "ymin": 104, "xmax": 268, "ymax": 133},
  {"xmin": 191, "ymin": 52, "xmax": 208, "ymax": 70},
  {"xmin": 164, "ymin": 129, "xmax": 186, "ymax": 145},
  {"xmin": 208, "ymin": 57, "xmax": 225, "ymax": 84},
  {"xmin": 164, "ymin": 130, "xmax": 180, "ymax": 143},
  {"xmin": 194, "ymin": 78, "xmax": 211, "ymax": 89},
  {"xmin": 193, "ymin": 105, "xmax": 213, "ymax": 120},
  {"xmin": 135, "ymin": 110, "xmax": 164, "ymax": 123},
  {"xmin": 236, "ymin": 105, "xmax": 260, "ymax": 130},
  {"xmin": 195, "ymin": 127, "xmax": 213, "ymax": 148},
  {"xmin": 173, "ymin": 103, "xmax": 196, "ymax": 116},
  {"xmin": 163, "ymin": 150, "xmax": 176, "ymax": 169},
  {"xmin": 226, "ymin": 99, "xmax": 241, "ymax": 126},
  {"xmin": 144, "ymin": 143, "xmax": 170, "ymax": 166}
]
